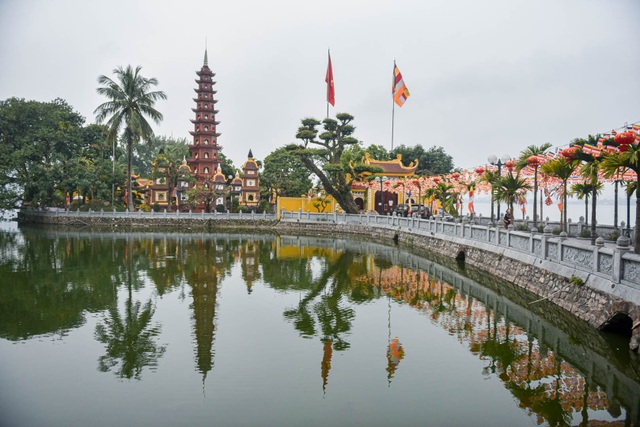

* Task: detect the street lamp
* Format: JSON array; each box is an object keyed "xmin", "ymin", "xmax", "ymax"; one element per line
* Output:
[{"xmin": 488, "ymin": 154, "xmax": 511, "ymax": 223}]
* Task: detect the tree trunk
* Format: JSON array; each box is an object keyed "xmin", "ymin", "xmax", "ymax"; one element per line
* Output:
[
  {"xmin": 635, "ymin": 180, "xmax": 640, "ymax": 254},
  {"xmin": 591, "ymin": 189, "xmax": 597, "ymax": 245},
  {"xmin": 126, "ymin": 128, "xmax": 134, "ymax": 212},
  {"xmin": 614, "ymin": 180, "xmax": 619, "ymax": 228},
  {"xmin": 533, "ymin": 167, "xmax": 538, "ymax": 226},
  {"xmin": 562, "ymin": 181, "xmax": 567, "ymax": 232},
  {"xmin": 298, "ymin": 156, "xmax": 359, "ymax": 214},
  {"xmin": 584, "ymin": 197, "xmax": 588, "ymax": 226}
]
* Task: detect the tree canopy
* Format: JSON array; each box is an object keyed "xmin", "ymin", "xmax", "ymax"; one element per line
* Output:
[
  {"xmin": 0, "ymin": 97, "xmax": 86, "ymax": 210},
  {"xmin": 390, "ymin": 144, "xmax": 454, "ymax": 175},
  {"xmin": 292, "ymin": 113, "xmax": 381, "ymax": 213},
  {"xmin": 261, "ymin": 145, "xmax": 313, "ymax": 201}
]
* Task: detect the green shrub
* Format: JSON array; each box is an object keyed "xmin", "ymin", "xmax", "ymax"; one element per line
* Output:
[
  {"xmin": 516, "ymin": 224, "xmax": 529, "ymax": 231},
  {"xmin": 552, "ymin": 228, "xmax": 561, "ymax": 235},
  {"xmin": 238, "ymin": 205, "xmax": 249, "ymax": 213},
  {"xmin": 578, "ymin": 229, "xmax": 591, "ymax": 238},
  {"xmin": 607, "ymin": 230, "xmax": 620, "ymax": 241},
  {"xmin": 569, "ymin": 275, "xmax": 584, "ymax": 287},
  {"xmin": 215, "ymin": 204, "xmax": 225, "ymax": 213}
]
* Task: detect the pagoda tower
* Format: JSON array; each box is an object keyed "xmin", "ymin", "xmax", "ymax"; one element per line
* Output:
[
  {"xmin": 241, "ymin": 149, "xmax": 260, "ymax": 208},
  {"xmin": 187, "ymin": 49, "xmax": 222, "ymax": 188}
]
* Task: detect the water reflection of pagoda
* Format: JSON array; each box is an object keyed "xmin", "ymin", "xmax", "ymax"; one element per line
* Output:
[
  {"xmin": 239, "ymin": 239, "xmax": 260, "ymax": 293},
  {"xmin": 186, "ymin": 240, "xmax": 224, "ymax": 381}
]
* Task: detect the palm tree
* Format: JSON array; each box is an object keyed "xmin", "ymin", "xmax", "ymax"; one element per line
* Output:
[
  {"xmin": 479, "ymin": 169, "xmax": 500, "ymax": 222},
  {"xmin": 601, "ymin": 148, "xmax": 640, "ymax": 253},
  {"xmin": 573, "ymin": 136, "xmax": 604, "ymax": 244},
  {"xmin": 516, "ymin": 143, "xmax": 552, "ymax": 227},
  {"xmin": 495, "ymin": 172, "xmax": 531, "ymax": 219},
  {"xmin": 541, "ymin": 158, "xmax": 580, "ymax": 232},
  {"xmin": 569, "ymin": 182, "xmax": 603, "ymax": 227},
  {"xmin": 95, "ymin": 65, "xmax": 167, "ymax": 211},
  {"xmin": 433, "ymin": 180, "xmax": 458, "ymax": 217}
]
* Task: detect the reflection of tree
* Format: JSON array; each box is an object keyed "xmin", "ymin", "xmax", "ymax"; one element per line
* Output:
[
  {"xmin": 0, "ymin": 229, "xmax": 119, "ymax": 340},
  {"xmin": 95, "ymin": 236, "xmax": 165, "ymax": 380},
  {"xmin": 145, "ymin": 238, "xmax": 185, "ymax": 296},
  {"xmin": 281, "ymin": 252, "xmax": 356, "ymax": 348},
  {"xmin": 95, "ymin": 298, "xmax": 165, "ymax": 380},
  {"xmin": 355, "ymin": 260, "xmax": 619, "ymax": 426},
  {"xmin": 273, "ymin": 250, "xmax": 360, "ymax": 392}
]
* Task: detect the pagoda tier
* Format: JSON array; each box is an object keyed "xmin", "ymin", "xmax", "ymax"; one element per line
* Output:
[
  {"xmin": 194, "ymin": 87, "xmax": 217, "ymax": 95},
  {"xmin": 190, "ymin": 118, "xmax": 221, "ymax": 125},
  {"xmin": 189, "ymin": 130, "xmax": 221, "ymax": 137},
  {"xmin": 186, "ymin": 48, "xmax": 223, "ymax": 197},
  {"xmin": 192, "ymin": 107, "xmax": 220, "ymax": 113},
  {"xmin": 193, "ymin": 95, "xmax": 218, "ymax": 102}
]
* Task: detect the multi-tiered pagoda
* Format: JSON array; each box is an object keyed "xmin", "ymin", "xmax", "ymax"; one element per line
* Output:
[{"xmin": 187, "ymin": 49, "xmax": 222, "ymax": 189}]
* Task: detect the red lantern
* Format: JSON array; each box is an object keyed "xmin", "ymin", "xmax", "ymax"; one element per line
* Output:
[
  {"xmin": 451, "ymin": 172, "xmax": 460, "ymax": 180},
  {"xmin": 504, "ymin": 160, "xmax": 515, "ymax": 171},
  {"xmin": 545, "ymin": 197, "xmax": 552, "ymax": 206},
  {"xmin": 433, "ymin": 176, "xmax": 441, "ymax": 184},
  {"xmin": 614, "ymin": 131, "xmax": 636, "ymax": 146},
  {"xmin": 618, "ymin": 144, "xmax": 629, "ymax": 153},
  {"xmin": 412, "ymin": 179, "xmax": 420, "ymax": 185},
  {"xmin": 527, "ymin": 156, "xmax": 541, "ymax": 167},
  {"xmin": 475, "ymin": 167, "xmax": 485, "ymax": 175},
  {"xmin": 561, "ymin": 146, "xmax": 578, "ymax": 158},
  {"xmin": 612, "ymin": 130, "xmax": 617, "ymax": 136}
]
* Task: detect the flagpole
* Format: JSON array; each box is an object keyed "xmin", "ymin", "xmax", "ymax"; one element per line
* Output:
[
  {"xmin": 391, "ymin": 60, "xmax": 396, "ymax": 151},
  {"xmin": 326, "ymin": 49, "xmax": 332, "ymax": 119},
  {"xmin": 391, "ymin": 99, "xmax": 395, "ymax": 151}
]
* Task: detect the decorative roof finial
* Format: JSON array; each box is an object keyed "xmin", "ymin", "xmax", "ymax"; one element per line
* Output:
[
  {"xmin": 204, "ymin": 38, "xmax": 208, "ymax": 67},
  {"xmin": 248, "ymin": 149, "xmax": 254, "ymax": 158}
]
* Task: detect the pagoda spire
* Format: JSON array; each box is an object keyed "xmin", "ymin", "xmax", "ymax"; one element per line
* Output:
[
  {"xmin": 248, "ymin": 149, "xmax": 253, "ymax": 159},
  {"xmin": 204, "ymin": 48, "xmax": 208, "ymax": 67}
]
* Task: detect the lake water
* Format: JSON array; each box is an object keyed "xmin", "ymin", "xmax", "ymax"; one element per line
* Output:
[
  {"xmin": 0, "ymin": 223, "xmax": 639, "ymax": 426},
  {"xmin": 469, "ymin": 189, "xmax": 636, "ymax": 227}
]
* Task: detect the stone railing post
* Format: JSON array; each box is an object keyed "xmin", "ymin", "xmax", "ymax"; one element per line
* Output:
[
  {"xmin": 298, "ymin": 208, "xmax": 302, "ymax": 220},
  {"xmin": 557, "ymin": 231, "xmax": 568, "ymax": 262},
  {"xmin": 594, "ymin": 237, "xmax": 604, "ymax": 272},
  {"xmin": 541, "ymin": 225, "xmax": 552, "ymax": 259},
  {"xmin": 613, "ymin": 236, "xmax": 631, "ymax": 282}
]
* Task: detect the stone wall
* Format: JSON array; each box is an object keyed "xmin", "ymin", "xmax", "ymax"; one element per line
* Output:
[{"xmin": 17, "ymin": 210, "xmax": 279, "ymax": 232}]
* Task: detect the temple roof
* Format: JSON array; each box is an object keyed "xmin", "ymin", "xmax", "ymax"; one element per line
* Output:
[
  {"xmin": 364, "ymin": 152, "xmax": 418, "ymax": 177},
  {"xmin": 231, "ymin": 172, "xmax": 242, "ymax": 185},
  {"xmin": 213, "ymin": 166, "xmax": 226, "ymax": 182},
  {"xmin": 242, "ymin": 149, "xmax": 259, "ymax": 170}
]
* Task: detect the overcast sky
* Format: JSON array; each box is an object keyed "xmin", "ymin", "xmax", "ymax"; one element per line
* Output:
[{"xmin": 1, "ymin": 0, "xmax": 639, "ymax": 172}]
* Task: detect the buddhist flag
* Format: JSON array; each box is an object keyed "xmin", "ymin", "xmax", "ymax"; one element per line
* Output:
[
  {"xmin": 392, "ymin": 62, "xmax": 410, "ymax": 107},
  {"xmin": 325, "ymin": 51, "xmax": 335, "ymax": 106},
  {"xmin": 468, "ymin": 185, "xmax": 475, "ymax": 215}
]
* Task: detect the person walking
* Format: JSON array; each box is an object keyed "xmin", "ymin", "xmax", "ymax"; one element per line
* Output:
[{"xmin": 503, "ymin": 208, "xmax": 513, "ymax": 229}]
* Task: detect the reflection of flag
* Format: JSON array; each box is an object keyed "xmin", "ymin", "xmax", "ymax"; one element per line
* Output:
[
  {"xmin": 325, "ymin": 51, "xmax": 335, "ymax": 106},
  {"xmin": 392, "ymin": 63, "xmax": 410, "ymax": 107},
  {"xmin": 386, "ymin": 337, "xmax": 405, "ymax": 382}
]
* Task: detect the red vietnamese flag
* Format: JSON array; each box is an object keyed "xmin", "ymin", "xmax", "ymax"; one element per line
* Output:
[{"xmin": 325, "ymin": 51, "xmax": 335, "ymax": 106}]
